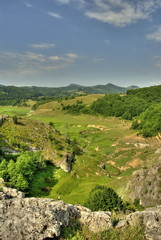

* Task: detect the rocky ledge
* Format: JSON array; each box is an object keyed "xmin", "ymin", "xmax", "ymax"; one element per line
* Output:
[{"xmin": 0, "ymin": 187, "xmax": 161, "ymax": 240}]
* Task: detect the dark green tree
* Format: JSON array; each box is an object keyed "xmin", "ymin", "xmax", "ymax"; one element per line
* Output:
[{"xmin": 85, "ymin": 186, "xmax": 124, "ymax": 211}]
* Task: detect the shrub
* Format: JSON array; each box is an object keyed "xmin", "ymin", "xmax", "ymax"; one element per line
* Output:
[
  {"xmin": 12, "ymin": 115, "xmax": 18, "ymax": 124},
  {"xmin": 85, "ymin": 186, "xmax": 124, "ymax": 211}
]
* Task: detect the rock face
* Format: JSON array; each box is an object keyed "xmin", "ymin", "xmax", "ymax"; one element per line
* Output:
[
  {"xmin": 0, "ymin": 187, "xmax": 161, "ymax": 240},
  {"xmin": 59, "ymin": 153, "xmax": 74, "ymax": 172},
  {"xmin": 0, "ymin": 187, "xmax": 112, "ymax": 240},
  {"xmin": 77, "ymin": 205, "xmax": 112, "ymax": 233},
  {"xmin": 125, "ymin": 206, "xmax": 161, "ymax": 240},
  {"xmin": 127, "ymin": 163, "xmax": 161, "ymax": 206},
  {"xmin": 0, "ymin": 187, "xmax": 25, "ymax": 200}
]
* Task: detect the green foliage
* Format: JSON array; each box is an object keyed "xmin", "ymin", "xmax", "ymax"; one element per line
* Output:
[
  {"xmin": 12, "ymin": 115, "xmax": 18, "ymax": 124},
  {"xmin": 0, "ymin": 151, "xmax": 46, "ymax": 192},
  {"xmin": 60, "ymin": 222, "xmax": 145, "ymax": 240},
  {"xmin": 0, "ymin": 159, "xmax": 9, "ymax": 179},
  {"xmin": 131, "ymin": 120, "xmax": 140, "ymax": 129},
  {"xmin": 91, "ymin": 94, "xmax": 148, "ymax": 120},
  {"xmin": 132, "ymin": 103, "xmax": 161, "ymax": 137},
  {"xmin": 85, "ymin": 186, "xmax": 124, "ymax": 211},
  {"xmin": 71, "ymin": 138, "xmax": 82, "ymax": 155},
  {"xmin": 62, "ymin": 85, "xmax": 161, "ymax": 137},
  {"xmin": 63, "ymin": 103, "xmax": 87, "ymax": 115}
]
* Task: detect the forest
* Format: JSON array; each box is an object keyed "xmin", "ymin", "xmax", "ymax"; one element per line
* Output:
[{"xmin": 63, "ymin": 85, "xmax": 161, "ymax": 137}]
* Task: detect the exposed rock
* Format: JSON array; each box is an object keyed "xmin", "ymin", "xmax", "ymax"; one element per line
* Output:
[
  {"xmin": 155, "ymin": 148, "xmax": 161, "ymax": 154},
  {"xmin": 0, "ymin": 178, "xmax": 4, "ymax": 188},
  {"xmin": 0, "ymin": 188, "xmax": 112, "ymax": 240},
  {"xmin": 0, "ymin": 198, "xmax": 78, "ymax": 240},
  {"xmin": 28, "ymin": 146, "xmax": 41, "ymax": 152},
  {"xmin": 134, "ymin": 143, "xmax": 149, "ymax": 148},
  {"xmin": 115, "ymin": 219, "xmax": 128, "ymax": 229},
  {"xmin": 76, "ymin": 205, "xmax": 112, "ymax": 233},
  {"xmin": 0, "ymin": 187, "xmax": 161, "ymax": 240},
  {"xmin": 59, "ymin": 153, "xmax": 74, "ymax": 172},
  {"xmin": 125, "ymin": 206, "xmax": 161, "ymax": 240},
  {"xmin": 0, "ymin": 147, "xmax": 21, "ymax": 155},
  {"xmin": 126, "ymin": 163, "xmax": 161, "ymax": 206},
  {"xmin": 2, "ymin": 187, "xmax": 25, "ymax": 199}
]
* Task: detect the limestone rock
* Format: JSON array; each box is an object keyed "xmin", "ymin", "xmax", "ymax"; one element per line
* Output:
[
  {"xmin": 0, "ymin": 197, "xmax": 78, "ymax": 240},
  {"xmin": 0, "ymin": 188, "xmax": 112, "ymax": 239},
  {"xmin": 59, "ymin": 153, "xmax": 74, "ymax": 172},
  {"xmin": 2, "ymin": 187, "xmax": 25, "ymax": 199},
  {"xmin": 125, "ymin": 206, "xmax": 161, "ymax": 240},
  {"xmin": 127, "ymin": 163, "xmax": 161, "ymax": 206},
  {"xmin": 77, "ymin": 205, "xmax": 112, "ymax": 232},
  {"xmin": 1, "ymin": 187, "xmax": 161, "ymax": 240}
]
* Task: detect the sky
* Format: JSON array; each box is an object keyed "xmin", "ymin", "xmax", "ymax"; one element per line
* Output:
[{"xmin": 0, "ymin": 0, "xmax": 161, "ymax": 88}]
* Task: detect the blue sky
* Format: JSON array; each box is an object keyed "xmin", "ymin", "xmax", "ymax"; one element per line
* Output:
[{"xmin": 0, "ymin": 0, "xmax": 161, "ymax": 87}]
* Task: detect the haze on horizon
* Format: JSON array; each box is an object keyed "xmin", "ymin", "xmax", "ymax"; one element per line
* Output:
[{"xmin": 0, "ymin": 0, "xmax": 161, "ymax": 88}]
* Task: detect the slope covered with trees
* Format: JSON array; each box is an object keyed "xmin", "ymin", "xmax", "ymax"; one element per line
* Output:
[
  {"xmin": 62, "ymin": 85, "xmax": 161, "ymax": 137},
  {"xmin": 0, "ymin": 83, "xmax": 138, "ymax": 106}
]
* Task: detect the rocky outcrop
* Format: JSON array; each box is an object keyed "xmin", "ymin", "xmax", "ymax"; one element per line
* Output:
[
  {"xmin": 116, "ymin": 206, "xmax": 161, "ymax": 240},
  {"xmin": 0, "ymin": 187, "xmax": 112, "ymax": 240},
  {"xmin": 0, "ymin": 187, "xmax": 25, "ymax": 200},
  {"xmin": 59, "ymin": 153, "xmax": 75, "ymax": 172},
  {"xmin": 0, "ymin": 187, "xmax": 161, "ymax": 240},
  {"xmin": 127, "ymin": 163, "xmax": 161, "ymax": 206},
  {"xmin": 0, "ymin": 147, "xmax": 21, "ymax": 155},
  {"xmin": 77, "ymin": 205, "xmax": 112, "ymax": 233},
  {"xmin": 0, "ymin": 114, "xmax": 8, "ymax": 125}
]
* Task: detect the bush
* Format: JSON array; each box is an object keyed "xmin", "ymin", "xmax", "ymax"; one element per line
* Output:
[
  {"xmin": 85, "ymin": 186, "xmax": 124, "ymax": 211},
  {"xmin": 12, "ymin": 115, "xmax": 18, "ymax": 124}
]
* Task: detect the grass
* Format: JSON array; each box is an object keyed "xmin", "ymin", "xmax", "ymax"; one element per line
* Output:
[
  {"xmin": 0, "ymin": 106, "xmax": 30, "ymax": 116},
  {"xmin": 1, "ymin": 95, "xmax": 160, "ymax": 205},
  {"xmin": 26, "ymin": 97, "xmax": 161, "ymax": 204},
  {"xmin": 60, "ymin": 222, "xmax": 146, "ymax": 240}
]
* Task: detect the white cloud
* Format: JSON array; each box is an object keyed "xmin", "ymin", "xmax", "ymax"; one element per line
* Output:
[
  {"xmin": 155, "ymin": 61, "xmax": 161, "ymax": 67},
  {"xmin": 48, "ymin": 12, "xmax": 62, "ymax": 19},
  {"xmin": 56, "ymin": 0, "xmax": 88, "ymax": 9},
  {"xmin": 26, "ymin": 2, "xmax": 33, "ymax": 7},
  {"xmin": 25, "ymin": 52, "xmax": 46, "ymax": 62},
  {"xmin": 0, "ymin": 50, "xmax": 82, "ymax": 76},
  {"xmin": 104, "ymin": 40, "xmax": 110, "ymax": 45},
  {"xmin": 65, "ymin": 53, "xmax": 78, "ymax": 58},
  {"xmin": 146, "ymin": 26, "xmax": 161, "ymax": 42},
  {"xmin": 56, "ymin": 0, "xmax": 71, "ymax": 3},
  {"xmin": 30, "ymin": 43, "xmax": 56, "ymax": 50},
  {"xmin": 49, "ymin": 56, "xmax": 62, "ymax": 61},
  {"xmin": 84, "ymin": 0, "xmax": 161, "ymax": 27},
  {"xmin": 93, "ymin": 58, "xmax": 104, "ymax": 63}
]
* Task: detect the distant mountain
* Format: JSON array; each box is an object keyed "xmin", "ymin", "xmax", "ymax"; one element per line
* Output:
[
  {"xmin": 0, "ymin": 83, "xmax": 139, "ymax": 105},
  {"xmin": 62, "ymin": 83, "xmax": 139, "ymax": 94}
]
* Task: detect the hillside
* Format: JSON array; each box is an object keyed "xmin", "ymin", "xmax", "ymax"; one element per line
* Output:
[
  {"xmin": 0, "ymin": 83, "xmax": 138, "ymax": 106},
  {"xmin": 1, "ymin": 187, "xmax": 161, "ymax": 240},
  {"xmin": 0, "ymin": 116, "xmax": 74, "ymax": 169},
  {"xmin": 26, "ymin": 93, "xmax": 161, "ymax": 206}
]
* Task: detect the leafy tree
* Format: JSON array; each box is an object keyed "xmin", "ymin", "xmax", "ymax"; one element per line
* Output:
[
  {"xmin": 14, "ymin": 174, "xmax": 29, "ymax": 191},
  {"xmin": 0, "ymin": 159, "xmax": 8, "ymax": 179},
  {"xmin": 12, "ymin": 115, "xmax": 18, "ymax": 124},
  {"xmin": 85, "ymin": 186, "xmax": 124, "ymax": 211},
  {"xmin": 1, "ymin": 151, "xmax": 46, "ymax": 192},
  {"xmin": 131, "ymin": 120, "xmax": 140, "ymax": 129}
]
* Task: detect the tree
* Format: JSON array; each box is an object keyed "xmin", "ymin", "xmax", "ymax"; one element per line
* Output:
[
  {"xmin": 85, "ymin": 186, "xmax": 124, "ymax": 211},
  {"xmin": 14, "ymin": 174, "xmax": 29, "ymax": 191},
  {"xmin": 12, "ymin": 115, "xmax": 18, "ymax": 124},
  {"xmin": 0, "ymin": 159, "xmax": 8, "ymax": 179}
]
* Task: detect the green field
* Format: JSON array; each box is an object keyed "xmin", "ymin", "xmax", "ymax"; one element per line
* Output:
[
  {"xmin": 27, "ymin": 95, "xmax": 160, "ymax": 204},
  {"xmin": 0, "ymin": 106, "xmax": 30, "ymax": 116}
]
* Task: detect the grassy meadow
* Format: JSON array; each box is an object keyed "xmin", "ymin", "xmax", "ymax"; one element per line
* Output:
[
  {"xmin": 27, "ymin": 94, "xmax": 161, "ymax": 204},
  {"xmin": 0, "ymin": 106, "xmax": 30, "ymax": 116}
]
